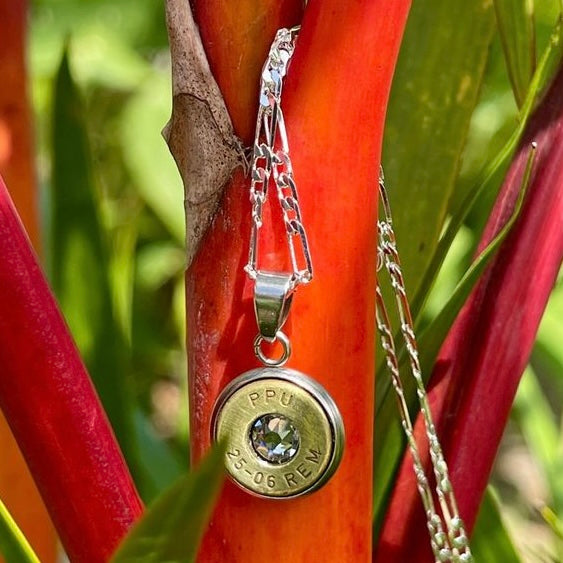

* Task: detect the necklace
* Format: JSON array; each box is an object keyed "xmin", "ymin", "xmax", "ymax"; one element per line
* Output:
[
  {"xmin": 377, "ymin": 169, "xmax": 473, "ymax": 562},
  {"xmin": 211, "ymin": 26, "xmax": 345, "ymax": 500},
  {"xmin": 211, "ymin": 25, "xmax": 473, "ymax": 562}
]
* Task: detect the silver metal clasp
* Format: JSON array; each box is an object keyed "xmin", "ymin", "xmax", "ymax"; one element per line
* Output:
[{"xmin": 253, "ymin": 272, "xmax": 294, "ymax": 341}]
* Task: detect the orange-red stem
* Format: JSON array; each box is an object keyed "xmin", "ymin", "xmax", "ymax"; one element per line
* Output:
[
  {"xmin": 188, "ymin": 1, "xmax": 410, "ymax": 561},
  {"xmin": 0, "ymin": 0, "xmax": 39, "ymax": 248},
  {"xmin": 0, "ymin": 2, "xmax": 56, "ymax": 560}
]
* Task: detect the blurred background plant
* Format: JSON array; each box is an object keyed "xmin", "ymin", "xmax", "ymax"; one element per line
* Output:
[
  {"xmin": 1, "ymin": 0, "xmax": 563, "ymax": 561},
  {"xmin": 33, "ymin": 0, "xmax": 189, "ymax": 503}
]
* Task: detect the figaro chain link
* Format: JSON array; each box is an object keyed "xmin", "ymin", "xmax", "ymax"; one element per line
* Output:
[
  {"xmin": 377, "ymin": 169, "xmax": 473, "ymax": 563},
  {"xmin": 245, "ymin": 26, "xmax": 313, "ymax": 290},
  {"xmin": 245, "ymin": 27, "xmax": 472, "ymax": 561}
]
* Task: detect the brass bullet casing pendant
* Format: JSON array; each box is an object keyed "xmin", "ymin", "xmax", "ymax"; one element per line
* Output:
[{"xmin": 212, "ymin": 367, "xmax": 345, "ymax": 499}]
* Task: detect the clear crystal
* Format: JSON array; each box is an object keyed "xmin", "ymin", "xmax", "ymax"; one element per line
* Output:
[{"xmin": 250, "ymin": 413, "xmax": 299, "ymax": 464}]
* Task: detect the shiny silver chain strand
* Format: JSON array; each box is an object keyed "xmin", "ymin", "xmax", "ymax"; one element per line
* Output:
[
  {"xmin": 377, "ymin": 169, "xmax": 472, "ymax": 562},
  {"xmin": 245, "ymin": 25, "xmax": 313, "ymax": 289},
  {"xmin": 247, "ymin": 27, "xmax": 472, "ymax": 561}
]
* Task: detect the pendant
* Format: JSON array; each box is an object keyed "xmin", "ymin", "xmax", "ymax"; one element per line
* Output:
[
  {"xmin": 211, "ymin": 272, "xmax": 345, "ymax": 499},
  {"xmin": 212, "ymin": 366, "xmax": 344, "ymax": 499}
]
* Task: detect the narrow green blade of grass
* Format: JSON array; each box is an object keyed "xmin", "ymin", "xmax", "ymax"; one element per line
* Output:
[
  {"xmin": 471, "ymin": 488, "xmax": 521, "ymax": 563},
  {"xmin": 417, "ymin": 143, "xmax": 535, "ymax": 370},
  {"xmin": 109, "ymin": 218, "xmax": 139, "ymax": 347},
  {"xmin": 542, "ymin": 507, "xmax": 563, "ymax": 540},
  {"xmin": 51, "ymin": 47, "xmax": 140, "ymax": 480},
  {"xmin": 111, "ymin": 445, "xmax": 225, "ymax": 563},
  {"xmin": 535, "ymin": 11, "xmax": 563, "ymax": 99},
  {"xmin": 515, "ymin": 366, "xmax": 563, "ymax": 558},
  {"xmin": 494, "ymin": 0, "xmax": 536, "ymax": 107},
  {"xmin": 0, "ymin": 499, "xmax": 39, "ymax": 563}
]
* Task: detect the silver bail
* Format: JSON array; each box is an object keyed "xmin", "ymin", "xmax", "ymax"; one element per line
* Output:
[{"xmin": 254, "ymin": 272, "xmax": 294, "ymax": 341}]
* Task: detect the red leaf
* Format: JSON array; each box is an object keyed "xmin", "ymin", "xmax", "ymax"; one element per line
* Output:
[{"xmin": 376, "ymin": 63, "xmax": 563, "ymax": 562}]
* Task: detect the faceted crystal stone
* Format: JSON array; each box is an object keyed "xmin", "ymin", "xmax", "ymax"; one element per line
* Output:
[{"xmin": 250, "ymin": 413, "xmax": 299, "ymax": 464}]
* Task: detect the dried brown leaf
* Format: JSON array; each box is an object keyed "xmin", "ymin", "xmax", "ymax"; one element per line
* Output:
[{"xmin": 164, "ymin": 0, "xmax": 244, "ymax": 265}]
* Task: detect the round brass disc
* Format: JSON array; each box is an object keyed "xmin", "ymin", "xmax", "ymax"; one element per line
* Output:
[{"xmin": 212, "ymin": 367, "xmax": 344, "ymax": 499}]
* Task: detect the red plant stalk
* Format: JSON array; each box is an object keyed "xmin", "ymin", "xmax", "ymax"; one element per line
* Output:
[
  {"xmin": 0, "ymin": 2, "xmax": 57, "ymax": 561},
  {"xmin": 0, "ymin": 176, "xmax": 143, "ymax": 563},
  {"xmin": 188, "ymin": 1, "xmax": 410, "ymax": 561},
  {"xmin": 375, "ymin": 61, "xmax": 563, "ymax": 561}
]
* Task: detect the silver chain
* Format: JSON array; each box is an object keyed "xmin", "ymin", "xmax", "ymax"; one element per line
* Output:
[
  {"xmin": 246, "ymin": 29, "xmax": 472, "ymax": 560},
  {"xmin": 245, "ymin": 26, "xmax": 313, "ymax": 290},
  {"xmin": 377, "ymin": 168, "xmax": 473, "ymax": 562}
]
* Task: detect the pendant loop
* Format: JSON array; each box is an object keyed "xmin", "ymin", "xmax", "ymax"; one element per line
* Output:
[
  {"xmin": 253, "ymin": 272, "xmax": 294, "ymax": 340},
  {"xmin": 254, "ymin": 330, "xmax": 291, "ymax": 367}
]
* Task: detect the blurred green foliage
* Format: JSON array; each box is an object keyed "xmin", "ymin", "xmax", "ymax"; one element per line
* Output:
[
  {"xmin": 378, "ymin": 0, "xmax": 563, "ymax": 557},
  {"xmin": 31, "ymin": 0, "xmax": 188, "ymax": 502},
  {"xmin": 472, "ymin": 489, "xmax": 522, "ymax": 562},
  {"xmin": 0, "ymin": 499, "xmax": 39, "ymax": 563},
  {"xmin": 51, "ymin": 49, "xmax": 140, "ymax": 479},
  {"xmin": 494, "ymin": 0, "xmax": 536, "ymax": 107},
  {"xmin": 111, "ymin": 445, "xmax": 225, "ymax": 563},
  {"xmin": 8, "ymin": 0, "xmax": 562, "ymax": 560}
]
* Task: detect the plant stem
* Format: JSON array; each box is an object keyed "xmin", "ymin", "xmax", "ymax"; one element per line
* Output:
[
  {"xmin": 0, "ymin": 0, "xmax": 39, "ymax": 249},
  {"xmin": 0, "ymin": 176, "xmax": 143, "ymax": 563},
  {"xmin": 186, "ymin": 1, "xmax": 410, "ymax": 560}
]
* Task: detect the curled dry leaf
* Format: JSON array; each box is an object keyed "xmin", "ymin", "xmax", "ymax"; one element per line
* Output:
[{"xmin": 163, "ymin": 0, "xmax": 245, "ymax": 265}]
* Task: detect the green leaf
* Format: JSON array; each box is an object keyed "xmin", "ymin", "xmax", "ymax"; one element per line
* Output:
[
  {"xmin": 111, "ymin": 445, "xmax": 225, "ymax": 563},
  {"xmin": 120, "ymin": 71, "xmax": 184, "ymax": 243},
  {"xmin": 515, "ymin": 367, "xmax": 563, "ymax": 514},
  {"xmin": 542, "ymin": 507, "xmax": 563, "ymax": 540},
  {"xmin": 373, "ymin": 144, "xmax": 534, "ymax": 535},
  {"xmin": 51, "ymin": 47, "xmax": 141, "ymax": 483},
  {"xmin": 133, "ymin": 409, "xmax": 186, "ymax": 503},
  {"xmin": 381, "ymin": 0, "xmax": 495, "ymax": 308},
  {"xmin": 0, "ymin": 499, "xmax": 40, "ymax": 563},
  {"xmin": 51, "ymin": 50, "xmax": 186, "ymax": 503},
  {"xmin": 535, "ymin": 12, "xmax": 563, "ymax": 98},
  {"xmin": 471, "ymin": 488, "xmax": 521, "ymax": 563},
  {"xmin": 410, "ymin": 16, "xmax": 563, "ymax": 324},
  {"xmin": 494, "ymin": 0, "xmax": 536, "ymax": 107},
  {"xmin": 373, "ymin": 19, "xmax": 558, "ymax": 537},
  {"xmin": 373, "ymin": 0, "xmax": 495, "ymax": 536},
  {"xmin": 109, "ymin": 218, "xmax": 139, "ymax": 347},
  {"xmin": 377, "ymin": 0, "xmax": 495, "ymax": 412},
  {"xmin": 417, "ymin": 142, "xmax": 534, "ymax": 369}
]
